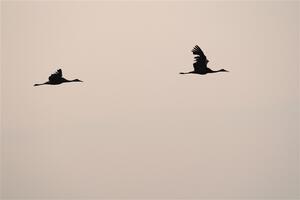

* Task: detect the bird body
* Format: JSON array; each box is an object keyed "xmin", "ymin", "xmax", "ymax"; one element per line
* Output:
[
  {"xmin": 180, "ymin": 45, "xmax": 228, "ymax": 75},
  {"xmin": 34, "ymin": 69, "xmax": 82, "ymax": 86}
]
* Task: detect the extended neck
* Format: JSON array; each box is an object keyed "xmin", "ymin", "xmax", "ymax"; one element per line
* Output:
[
  {"xmin": 61, "ymin": 78, "xmax": 76, "ymax": 83},
  {"xmin": 67, "ymin": 79, "xmax": 80, "ymax": 82},
  {"xmin": 63, "ymin": 79, "xmax": 82, "ymax": 83},
  {"xmin": 211, "ymin": 69, "xmax": 228, "ymax": 73}
]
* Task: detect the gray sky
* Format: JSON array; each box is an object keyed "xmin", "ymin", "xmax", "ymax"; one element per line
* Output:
[{"xmin": 1, "ymin": 1, "xmax": 299, "ymax": 199}]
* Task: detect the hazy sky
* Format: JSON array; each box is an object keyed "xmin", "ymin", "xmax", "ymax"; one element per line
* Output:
[{"xmin": 1, "ymin": 1, "xmax": 299, "ymax": 199}]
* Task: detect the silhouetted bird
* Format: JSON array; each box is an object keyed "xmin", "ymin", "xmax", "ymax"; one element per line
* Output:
[
  {"xmin": 180, "ymin": 45, "xmax": 228, "ymax": 75},
  {"xmin": 34, "ymin": 69, "xmax": 82, "ymax": 86}
]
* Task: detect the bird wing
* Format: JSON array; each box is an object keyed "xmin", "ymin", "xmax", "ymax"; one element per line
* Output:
[
  {"xmin": 48, "ymin": 69, "xmax": 63, "ymax": 82},
  {"xmin": 192, "ymin": 45, "xmax": 208, "ymax": 71}
]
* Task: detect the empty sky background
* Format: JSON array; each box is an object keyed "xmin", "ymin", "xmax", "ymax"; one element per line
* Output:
[{"xmin": 1, "ymin": 1, "xmax": 299, "ymax": 199}]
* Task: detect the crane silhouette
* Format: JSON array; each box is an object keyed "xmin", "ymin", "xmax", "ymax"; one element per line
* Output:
[
  {"xmin": 34, "ymin": 69, "xmax": 82, "ymax": 86},
  {"xmin": 180, "ymin": 45, "xmax": 228, "ymax": 75}
]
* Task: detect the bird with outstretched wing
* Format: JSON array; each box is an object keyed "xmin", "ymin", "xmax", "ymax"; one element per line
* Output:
[
  {"xmin": 34, "ymin": 68, "xmax": 82, "ymax": 86},
  {"xmin": 48, "ymin": 69, "xmax": 62, "ymax": 82},
  {"xmin": 192, "ymin": 45, "xmax": 209, "ymax": 72},
  {"xmin": 180, "ymin": 45, "xmax": 228, "ymax": 75}
]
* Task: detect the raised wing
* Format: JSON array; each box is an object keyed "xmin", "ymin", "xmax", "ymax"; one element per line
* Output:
[
  {"xmin": 192, "ymin": 45, "xmax": 208, "ymax": 71},
  {"xmin": 48, "ymin": 69, "xmax": 62, "ymax": 82}
]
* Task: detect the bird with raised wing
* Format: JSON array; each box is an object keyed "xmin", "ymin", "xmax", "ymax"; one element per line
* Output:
[
  {"xmin": 180, "ymin": 45, "xmax": 228, "ymax": 75},
  {"xmin": 34, "ymin": 69, "xmax": 83, "ymax": 86}
]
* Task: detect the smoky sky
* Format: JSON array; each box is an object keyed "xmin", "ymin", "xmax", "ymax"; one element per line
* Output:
[{"xmin": 1, "ymin": 1, "xmax": 299, "ymax": 199}]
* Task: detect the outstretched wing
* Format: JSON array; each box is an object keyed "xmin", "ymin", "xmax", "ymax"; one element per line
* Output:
[
  {"xmin": 192, "ymin": 45, "xmax": 208, "ymax": 71},
  {"xmin": 48, "ymin": 69, "xmax": 62, "ymax": 82}
]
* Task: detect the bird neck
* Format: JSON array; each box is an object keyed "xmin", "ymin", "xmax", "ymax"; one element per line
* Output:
[
  {"xmin": 62, "ymin": 78, "xmax": 82, "ymax": 83},
  {"xmin": 211, "ymin": 69, "xmax": 225, "ymax": 73},
  {"xmin": 62, "ymin": 78, "xmax": 74, "ymax": 82}
]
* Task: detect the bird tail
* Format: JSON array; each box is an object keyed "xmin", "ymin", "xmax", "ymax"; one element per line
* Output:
[{"xmin": 179, "ymin": 72, "xmax": 189, "ymax": 74}]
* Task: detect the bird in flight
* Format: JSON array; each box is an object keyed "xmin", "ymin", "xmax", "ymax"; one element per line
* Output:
[
  {"xmin": 34, "ymin": 69, "xmax": 83, "ymax": 86},
  {"xmin": 180, "ymin": 45, "xmax": 228, "ymax": 75}
]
